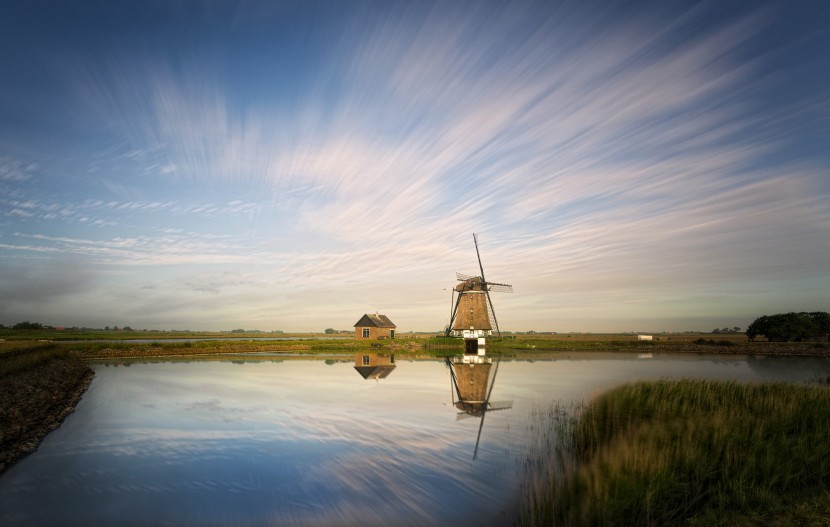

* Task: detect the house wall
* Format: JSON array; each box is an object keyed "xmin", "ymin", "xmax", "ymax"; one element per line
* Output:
[
  {"xmin": 354, "ymin": 352, "xmax": 394, "ymax": 366},
  {"xmin": 354, "ymin": 326, "xmax": 395, "ymax": 340}
]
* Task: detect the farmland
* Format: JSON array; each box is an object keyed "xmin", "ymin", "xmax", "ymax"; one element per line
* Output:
[{"xmin": 2, "ymin": 329, "xmax": 827, "ymax": 361}]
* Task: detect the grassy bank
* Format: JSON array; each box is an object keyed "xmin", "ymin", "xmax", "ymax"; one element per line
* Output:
[
  {"xmin": 521, "ymin": 379, "xmax": 830, "ymax": 526},
  {"xmin": 5, "ymin": 331, "xmax": 829, "ymax": 358},
  {"xmin": 0, "ymin": 346, "xmax": 94, "ymax": 473},
  {"xmin": 53, "ymin": 336, "xmax": 441, "ymax": 360}
]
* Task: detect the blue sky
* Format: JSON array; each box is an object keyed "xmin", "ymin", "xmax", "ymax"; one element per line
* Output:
[{"xmin": 1, "ymin": 0, "xmax": 828, "ymax": 332}]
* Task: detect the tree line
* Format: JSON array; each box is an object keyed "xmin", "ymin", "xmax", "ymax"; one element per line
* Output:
[{"xmin": 746, "ymin": 312, "xmax": 830, "ymax": 342}]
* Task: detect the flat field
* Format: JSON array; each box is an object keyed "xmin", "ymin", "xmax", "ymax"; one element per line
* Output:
[{"xmin": 2, "ymin": 331, "xmax": 827, "ymax": 360}]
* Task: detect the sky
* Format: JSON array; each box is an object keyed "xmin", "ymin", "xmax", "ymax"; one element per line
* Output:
[{"xmin": 0, "ymin": 0, "xmax": 828, "ymax": 333}]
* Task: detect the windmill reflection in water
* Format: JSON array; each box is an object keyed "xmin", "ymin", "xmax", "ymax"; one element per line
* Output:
[{"xmin": 445, "ymin": 354, "xmax": 513, "ymax": 460}]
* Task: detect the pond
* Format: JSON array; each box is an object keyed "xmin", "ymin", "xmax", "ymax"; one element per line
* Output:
[{"xmin": 1, "ymin": 353, "xmax": 828, "ymax": 526}]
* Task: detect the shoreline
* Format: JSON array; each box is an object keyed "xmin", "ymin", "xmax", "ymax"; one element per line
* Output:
[
  {"xmin": 70, "ymin": 342, "xmax": 830, "ymax": 361},
  {"xmin": 0, "ymin": 355, "xmax": 94, "ymax": 474}
]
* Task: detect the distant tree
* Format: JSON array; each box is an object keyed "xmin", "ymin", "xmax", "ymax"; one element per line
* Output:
[
  {"xmin": 733, "ymin": 327, "xmax": 741, "ymax": 333},
  {"xmin": 13, "ymin": 321, "xmax": 43, "ymax": 330},
  {"xmin": 812, "ymin": 312, "xmax": 830, "ymax": 335},
  {"xmin": 712, "ymin": 328, "xmax": 721, "ymax": 334},
  {"xmin": 123, "ymin": 326, "xmax": 133, "ymax": 331},
  {"xmin": 324, "ymin": 328, "xmax": 336, "ymax": 334},
  {"xmin": 746, "ymin": 312, "xmax": 830, "ymax": 342},
  {"xmin": 104, "ymin": 326, "xmax": 111, "ymax": 331},
  {"xmin": 230, "ymin": 328, "xmax": 246, "ymax": 333}
]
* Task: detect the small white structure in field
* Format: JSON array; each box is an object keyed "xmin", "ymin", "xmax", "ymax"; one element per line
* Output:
[{"xmin": 637, "ymin": 335, "xmax": 653, "ymax": 341}]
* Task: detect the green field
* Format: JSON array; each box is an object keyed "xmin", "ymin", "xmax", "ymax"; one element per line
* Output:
[{"xmin": 1, "ymin": 330, "xmax": 827, "ymax": 360}]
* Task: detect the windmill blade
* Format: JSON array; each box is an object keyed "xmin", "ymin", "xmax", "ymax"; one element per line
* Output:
[
  {"xmin": 449, "ymin": 361, "xmax": 456, "ymax": 406},
  {"xmin": 485, "ymin": 288, "xmax": 501, "ymax": 336},
  {"xmin": 485, "ymin": 357, "xmax": 501, "ymax": 403},
  {"xmin": 473, "ymin": 233, "xmax": 503, "ymax": 336},
  {"xmin": 447, "ymin": 288, "xmax": 456, "ymax": 334},
  {"xmin": 472, "ymin": 359, "xmax": 510, "ymax": 460},
  {"xmin": 473, "ymin": 233, "xmax": 487, "ymax": 284},
  {"xmin": 455, "ymin": 412, "xmax": 476, "ymax": 421},
  {"xmin": 473, "ymin": 407, "xmax": 487, "ymax": 461},
  {"xmin": 486, "ymin": 283, "xmax": 513, "ymax": 293},
  {"xmin": 445, "ymin": 358, "xmax": 465, "ymax": 403},
  {"xmin": 456, "ymin": 272, "xmax": 476, "ymax": 281},
  {"xmin": 445, "ymin": 290, "xmax": 464, "ymax": 336}
]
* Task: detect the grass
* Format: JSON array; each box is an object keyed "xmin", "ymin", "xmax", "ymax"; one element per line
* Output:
[
  {"xmin": 0, "ymin": 345, "xmax": 72, "ymax": 377},
  {"xmin": 521, "ymin": 380, "xmax": 830, "ymax": 526},
  {"xmin": 0, "ymin": 328, "xmax": 349, "ymax": 341},
  {"xmin": 4, "ymin": 331, "xmax": 827, "ymax": 361},
  {"xmin": 55, "ymin": 336, "xmax": 445, "ymax": 360}
]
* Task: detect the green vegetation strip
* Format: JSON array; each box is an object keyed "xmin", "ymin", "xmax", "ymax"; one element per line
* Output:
[{"xmin": 522, "ymin": 380, "xmax": 830, "ymax": 527}]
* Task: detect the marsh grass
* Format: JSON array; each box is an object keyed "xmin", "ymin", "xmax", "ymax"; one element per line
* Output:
[
  {"xmin": 521, "ymin": 380, "xmax": 830, "ymax": 526},
  {"xmin": 0, "ymin": 345, "xmax": 70, "ymax": 377},
  {"xmin": 60, "ymin": 336, "xmax": 439, "ymax": 360},
  {"xmin": 488, "ymin": 337, "xmax": 654, "ymax": 352}
]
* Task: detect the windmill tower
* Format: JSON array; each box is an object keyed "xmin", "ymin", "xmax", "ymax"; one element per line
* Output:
[{"xmin": 445, "ymin": 234, "xmax": 513, "ymax": 356}]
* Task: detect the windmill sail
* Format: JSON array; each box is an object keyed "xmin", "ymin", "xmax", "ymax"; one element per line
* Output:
[{"xmin": 446, "ymin": 234, "xmax": 512, "ymax": 337}]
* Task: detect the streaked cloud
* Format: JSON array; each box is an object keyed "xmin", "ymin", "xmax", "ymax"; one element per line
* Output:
[{"xmin": 0, "ymin": 1, "xmax": 827, "ymax": 330}]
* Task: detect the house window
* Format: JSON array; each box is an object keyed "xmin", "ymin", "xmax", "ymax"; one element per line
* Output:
[
  {"xmin": 362, "ymin": 355, "xmax": 370, "ymax": 365},
  {"xmin": 390, "ymin": 329, "xmax": 395, "ymax": 339},
  {"xmin": 390, "ymin": 354, "xmax": 395, "ymax": 364},
  {"xmin": 362, "ymin": 328, "xmax": 370, "ymax": 338}
]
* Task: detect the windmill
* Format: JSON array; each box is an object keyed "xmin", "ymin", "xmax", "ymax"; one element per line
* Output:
[
  {"xmin": 445, "ymin": 356, "xmax": 513, "ymax": 460},
  {"xmin": 445, "ymin": 234, "xmax": 513, "ymax": 355}
]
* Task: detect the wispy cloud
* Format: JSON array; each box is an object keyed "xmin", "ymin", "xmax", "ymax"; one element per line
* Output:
[{"xmin": 1, "ymin": 1, "xmax": 827, "ymax": 330}]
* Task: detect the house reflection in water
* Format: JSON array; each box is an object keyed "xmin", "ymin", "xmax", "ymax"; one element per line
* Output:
[{"xmin": 353, "ymin": 352, "xmax": 396, "ymax": 381}]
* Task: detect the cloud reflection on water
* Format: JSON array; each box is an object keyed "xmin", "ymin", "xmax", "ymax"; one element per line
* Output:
[
  {"xmin": 1, "ymin": 360, "xmax": 518, "ymax": 526},
  {"xmin": 4, "ymin": 356, "xmax": 827, "ymax": 526}
]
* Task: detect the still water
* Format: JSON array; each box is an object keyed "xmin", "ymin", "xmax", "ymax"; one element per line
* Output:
[{"xmin": 1, "ymin": 353, "xmax": 828, "ymax": 526}]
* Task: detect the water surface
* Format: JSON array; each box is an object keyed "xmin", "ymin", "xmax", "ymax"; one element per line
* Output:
[{"xmin": 1, "ymin": 353, "xmax": 828, "ymax": 526}]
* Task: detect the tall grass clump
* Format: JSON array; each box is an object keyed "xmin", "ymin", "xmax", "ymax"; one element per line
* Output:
[
  {"xmin": 0, "ymin": 345, "xmax": 70, "ymax": 376},
  {"xmin": 523, "ymin": 380, "xmax": 830, "ymax": 526}
]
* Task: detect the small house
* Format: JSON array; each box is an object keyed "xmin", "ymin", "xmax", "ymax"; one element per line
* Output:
[
  {"xmin": 354, "ymin": 313, "xmax": 396, "ymax": 340},
  {"xmin": 354, "ymin": 352, "xmax": 396, "ymax": 380}
]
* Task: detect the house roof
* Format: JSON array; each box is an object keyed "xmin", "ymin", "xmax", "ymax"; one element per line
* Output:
[
  {"xmin": 353, "ymin": 313, "xmax": 396, "ymax": 328},
  {"xmin": 354, "ymin": 365, "xmax": 397, "ymax": 380}
]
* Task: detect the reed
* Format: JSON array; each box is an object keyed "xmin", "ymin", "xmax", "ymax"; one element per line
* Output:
[
  {"xmin": 0, "ymin": 345, "xmax": 70, "ymax": 376},
  {"xmin": 520, "ymin": 380, "xmax": 830, "ymax": 526}
]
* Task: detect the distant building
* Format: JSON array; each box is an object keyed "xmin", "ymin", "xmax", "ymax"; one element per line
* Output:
[
  {"xmin": 638, "ymin": 335, "xmax": 653, "ymax": 341},
  {"xmin": 353, "ymin": 313, "xmax": 396, "ymax": 340},
  {"xmin": 353, "ymin": 352, "xmax": 396, "ymax": 380}
]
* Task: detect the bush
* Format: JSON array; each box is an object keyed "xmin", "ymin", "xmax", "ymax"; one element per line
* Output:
[
  {"xmin": 12, "ymin": 321, "xmax": 44, "ymax": 330},
  {"xmin": 746, "ymin": 312, "xmax": 830, "ymax": 342}
]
